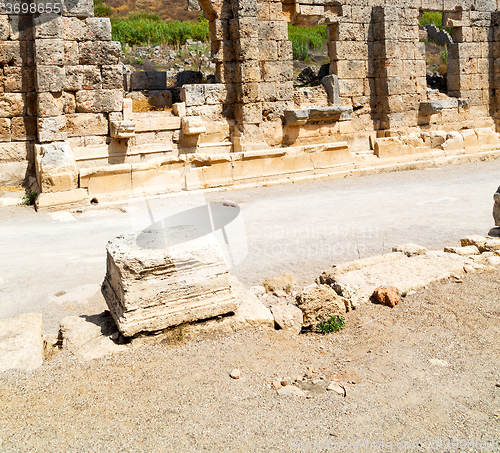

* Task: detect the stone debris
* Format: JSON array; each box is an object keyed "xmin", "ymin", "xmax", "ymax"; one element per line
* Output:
[
  {"xmin": 230, "ymin": 369, "xmax": 241, "ymax": 380},
  {"xmin": 277, "ymin": 385, "xmax": 305, "ymax": 397},
  {"xmin": 371, "ymin": 287, "xmax": 401, "ymax": 308},
  {"xmin": 58, "ymin": 311, "xmax": 128, "ymax": 361},
  {"xmin": 460, "ymin": 235, "xmax": 489, "ymax": 251},
  {"xmin": 392, "ymin": 243, "xmax": 428, "ymax": 257},
  {"xmin": 101, "ymin": 231, "xmax": 239, "ymax": 337},
  {"xmin": 249, "ymin": 286, "xmax": 266, "ymax": 297},
  {"xmin": 270, "ymin": 304, "xmax": 303, "ymax": 334},
  {"xmin": 326, "ymin": 383, "xmax": 346, "ymax": 396},
  {"xmin": 296, "ymin": 285, "xmax": 347, "ymax": 330},
  {"xmin": 271, "ymin": 381, "xmax": 282, "ymax": 390},
  {"xmin": 444, "ymin": 245, "xmax": 480, "ymax": 256},
  {"xmin": 0, "ymin": 314, "xmax": 44, "ymax": 373},
  {"xmin": 262, "ymin": 273, "xmax": 297, "ymax": 295}
]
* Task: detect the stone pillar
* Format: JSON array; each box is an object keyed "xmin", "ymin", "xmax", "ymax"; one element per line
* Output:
[{"xmin": 372, "ymin": 6, "xmax": 423, "ymax": 132}]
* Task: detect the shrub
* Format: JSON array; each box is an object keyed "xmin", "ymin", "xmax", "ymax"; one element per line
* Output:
[
  {"xmin": 292, "ymin": 41, "xmax": 309, "ymax": 61},
  {"xmin": 111, "ymin": 13, "xmax": 209, "ymax": 47},
  {"xmin": 94, "ymin": 0, "xmax": 112, "ymax": 17},
  {"xmin": 316, "ymin": 316, "xmax": 345, "ymax": 334}
]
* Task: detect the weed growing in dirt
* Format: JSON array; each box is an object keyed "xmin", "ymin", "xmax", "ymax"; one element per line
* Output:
[
  {"xmin": 22, "ymin": 190, "xmax": 37, "ymax": 206},
  {"xmin": 317, "ymin": 316, "xmax": 345, "ymax": 334}
]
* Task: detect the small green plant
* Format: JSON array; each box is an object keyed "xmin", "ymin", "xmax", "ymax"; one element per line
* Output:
[
  {"xmin": 317, "ymin": 316, "xmax": 345, "ymax": 334},
  {"xmin": 22, "ymin": 189, "xmax": 37, "ymax": 206},
  {"xmin": 440, "ymin": 48, "xmax": 448, "ymax": 64},
  {"xmin": 136, "ymin": 57, "xmax": 143, "ymax": 64},
  {"xmin": 402, "ymin": 292, "xmax": 408, "ymax": 298}
]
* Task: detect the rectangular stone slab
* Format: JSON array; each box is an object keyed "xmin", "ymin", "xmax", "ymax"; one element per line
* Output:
[{"xmin": 102, "ymin": 231, "xmax": 239, "ymax": 336}]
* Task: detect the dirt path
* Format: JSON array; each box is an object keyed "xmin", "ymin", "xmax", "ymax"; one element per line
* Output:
[{"xmin": 1, "ymin": 269, "xmax": 499, "ymax": 452}]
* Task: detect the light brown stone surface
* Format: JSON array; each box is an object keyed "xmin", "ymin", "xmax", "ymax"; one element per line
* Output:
[
  {"xmin": 296, "ymin": 284, "xmax": 346, "ymax": 330},
  {"xmin": 102, "ymin": 231, "xmax": 240, "ymax": 337}
]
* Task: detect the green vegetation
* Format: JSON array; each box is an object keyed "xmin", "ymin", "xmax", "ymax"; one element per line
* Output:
[
  {"xmin": 440, "ymin": 47, "xmax": 448, "ymax": 64},
  {"xmin": 289, "ymin": 24, "xmax": 327, "ymax": 61},
  {"xmin": 110, "ymin": 13, "xmax": 210, "ymax": 47},
  {"xmin": 419, "ymin": 11, "xmax": 452, "ymax": 34},
  {"xmin": 22, "ymin": 189, "xmax": 37, "ymax": 206},
  {"xmin": 316, "ymin": 316, "xmax": 345, "ymax": 334},
  {"xmin": 94, "ymin": 0, "xmax": 112, "ymax": 17}
]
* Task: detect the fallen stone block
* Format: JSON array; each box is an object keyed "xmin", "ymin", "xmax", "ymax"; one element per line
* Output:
[
  {"xmin": 270, "ymin": 304, "xmax": 303, "ymax": 334},
  {"xmin": 318, "ymin": 251, "xmax": 467, "ymax": 308},
  {"xmin": 0, "ymin": 313, "xmax": 43, "ymax": 373},
  {"xmin": 392, "ymin": 243, "xmax": 428, "ymax": 257},
  {"xmin": 296, "ymin": 284, "xmax": 347, "ymax": 330},
  {"xmin": 102, "ymin": 230, "xmax": 239, "ymax": 337},
  {"xmin": 444, "ymin": 245, "xmax": 480, "ymax": 256},
  {"xmin": 461, "ymin": 235, "xmax": 488, "ymax": 251}
]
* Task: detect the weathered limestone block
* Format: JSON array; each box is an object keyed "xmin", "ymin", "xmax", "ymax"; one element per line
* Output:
[
  {"xmin": 34, "ymin": 14, "xmax": 63, "ymax": 38},
  {"xmin": 62, "ymin": 17, "xmax": 87, "ymax": 40},
  {"xmin": 110, "ymin": 120, "xmax": 135, "ymax": 138},
  {"xmin": 65, "ymin": 65, "xmax": 102, "ymax": 91},
  {"xmin": 75, "ymin": 89, "xmax": 123, "ymax": 113},
  {"xmin": 0, "ymin": 313, "xmax": 43, "ymax": 373},
  {"xmin": 86, "ymin": 18, "xmax": 112, "ymax": 41},
  {"xmin": 0, "ymin": 117, "xmax": 10, "ymax": 142},
  {"xmin": 296, "ymin": 285, "xmax": 347, "ymax": 330},
  {"xmin": 36, "ymin": 66, "xmax": 65, "ymax": 92},
  {"xmin": 0, "ymin": 40, "xmax": 26, "ymax": 65},
  {"xmin": 461, "ymin": 129, "xmax": 480, "ymax": 153},
  {"xmin": 441, "ymin": 131, "xmax": 465, "ymax": 152},
  {"xmin": 65, "ymin": 113, "xmax": 108, "ymax": 136},
  {"xmin": 101, "ymin": 65, "xmax": 123, "ymax": 89},
  {"xmin": 37, "ymin": 116, "xmax": 67, "ymax": 142},
  {"xmin": 0, "ymin": 93, "xmax": 25, "ymax": 117},
  {"xmin": 62, "ymin": 0, "xmax": 94, "ymax": 17},
  {"xmin": 35, "ymin": 39, "xmax": 64, "ymax": 65},
  {"xmin": 101, "ymin": 231, "xmax": 240, "ymax": 336},
  {"xmin": 79, "ymin": 41, "xmax": 121, "ymax": 65},
  {"xmin": 37, "ymin": 92, "xmax": 64, "ymax": 117},
  {"xmin": 35, "ymin": 189, "xmax": 89, "ymax": 211},
  {"xmin": 182, "ymin": 116, "xmax": 206, "ymax": 135},
  {"xmin": 3, "ymin": 67, "xmax": 35, "ymax": 92},
  {"xmin": 35, "ymin": 141, "xmax": 78, "ymax": 192},
  {"xmin": 0, "ymin": 15, "xmax": 9, "ymax": 40},
  {"xmin": 476, "ymin": 127, "xmax": 500, "ymax": 150},
  {"xmin": 0, "ymin": 141, "xmax": 30, "ymax": 162},
  {"xmin": 11, "ymin": 117, "xmax": 37, "ymax": 141},
  {"xmin": 181, "ymin": 84, "xmax": 205, "ymax": 106},
  {"xmin": 9, "ymin": 16, "xmax": 34, "ymax": 40}
]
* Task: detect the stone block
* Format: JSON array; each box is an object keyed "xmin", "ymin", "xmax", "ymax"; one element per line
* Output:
[
  {"xmin": 131, "ymin": 163, "xmax": 182, "ymax": 195},
  {"xmin": 62, "ymin": 17, "xmax": 87, "ymax": 40},
  {"xmin": 0, "ymin": 40, "xmax": 26, "ymax": 65},
  {"xmin": 37, "ymin": 115, "xmax": 67, "ymax": 142},
  {"xmin": 37, "ymin": 92, "xmax": 64, "ymax": 117},
  {"xmin": 79, "ymin": 164, "xmax": 132, "ymax": 199},
  {"xmin": 3, "ymin": 67, "xmax": 35, "ymax": 92},
  {"xmin": 75, "ymin": 89, "xmax": 123, "ymax": 113},
  {"xmin": 63, "ymin": 91, "xmax": 76, "ymax": 114},
  {"xmin": 0, "ymin": 117, "xmax": 10, "ymax": 142},
  {"xmin": 101, "ymin": 231, "xmax": 239, "ymax": 337},
  {"xmin": 36, "ymin": 66, "xmax": 64, "ymax": 92},
  {"xmin": 130, "ymin": 71, "xmax": 167, "ymax": 90},
  {"xmin": 134, "ymin": 116, "xmax": 181, "ymax": 132},
  {"xmin": 235, "ymin": 102, "xmax": 262, "ymax": 124},
  {"xmin": 64, "ymin": 65, "xmax": 101, "ymax": 91},
  {"xmin": 182, "ymin": 116, "xmax": 206, "ymax": 135},
  {"xmin": 0, "ymin": 314, "xmax": 43, "ymax": 373},
  {"xmin": 34, "ymin": 14, "xmax": 63, "ymax": 38},
  {"xmin": 65, "ymin": 113, "xmax": 108, "ymax": 137},
  {"xmin": 476, "ymin": 127, "xmax": 500, "ymax": 150},
  {"xmin": 85, "ymin": 17, "xmax": 112, "ymax": 40},
  {"xmin": 35, "ymin": 189, "xmax": 89, "ymax": 211},
  {"xmin": 180, "ymin": 84, "xmax": 205, "ymax": 106},
  {"xmin": 236, "ymin": 60, "xmax": 261, "ymax": 83},
  {"xmin": 11, "ymin": 117, "xmax": 36, "ymax": 141},
  {"xmin": 9, "ymin": 15, "xmax": 33, "ymax": 40},
  {"xmin": 64, "ymin": 41, "xmax": 79, "ymax": 65},
  {"xmin": 35, "ymin": 39, "xmax": 64, "ymax": 65},
  {"xmin": 101, "ymin": 65, "xmax": 123, "ymax": 89},
  {"xmin": 79, "ymin": 41, "xmax": 121, "ymax": 65},
  {"xmin": 0, "ymin": 161, "xmax": 28, "ymax": 186},
  {"xmin": 0, "ymin": 93, "xmax": 25, "ymax": 117},
  {"xmin": 0, "ymin": 140, "xmax": 30, "ymax": 162},
  {"xmin": 0, "ymin": 14, "xmax": 9, "ymax": 40},
  {"xmin": 461, "ymin": 129, "xmax": 480, "ymax": 153},
  {"xmin": 110, "ymin": 120, "xmax": 135, "ymax": 138},
  {"xmin": 62, "ymin": 0, "xmax": 94, "ymax": 17},
  {"xmin": 35, "ymin": 141, "xmax": 78, "ymax": 192}
]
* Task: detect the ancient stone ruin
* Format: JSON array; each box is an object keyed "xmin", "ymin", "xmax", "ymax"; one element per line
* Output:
[{"xmin": 2, "ymin": 0, "xmax": 500, "ymax": 209}]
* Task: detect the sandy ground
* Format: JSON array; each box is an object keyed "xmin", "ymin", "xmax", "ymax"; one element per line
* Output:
[{"xmin": 1, "ymin": 268, "xmax": 499, "ymax": 452}]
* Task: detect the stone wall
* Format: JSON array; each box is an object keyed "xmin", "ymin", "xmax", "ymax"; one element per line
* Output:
[{"xmin": 3, "ymin": 0, "xmax": 500, "ymax": 208}]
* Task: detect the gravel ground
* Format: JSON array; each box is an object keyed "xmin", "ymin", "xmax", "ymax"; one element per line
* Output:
[{"xmin": 1, "ymin": 269, "xmax": 500, "ymax": 452}]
